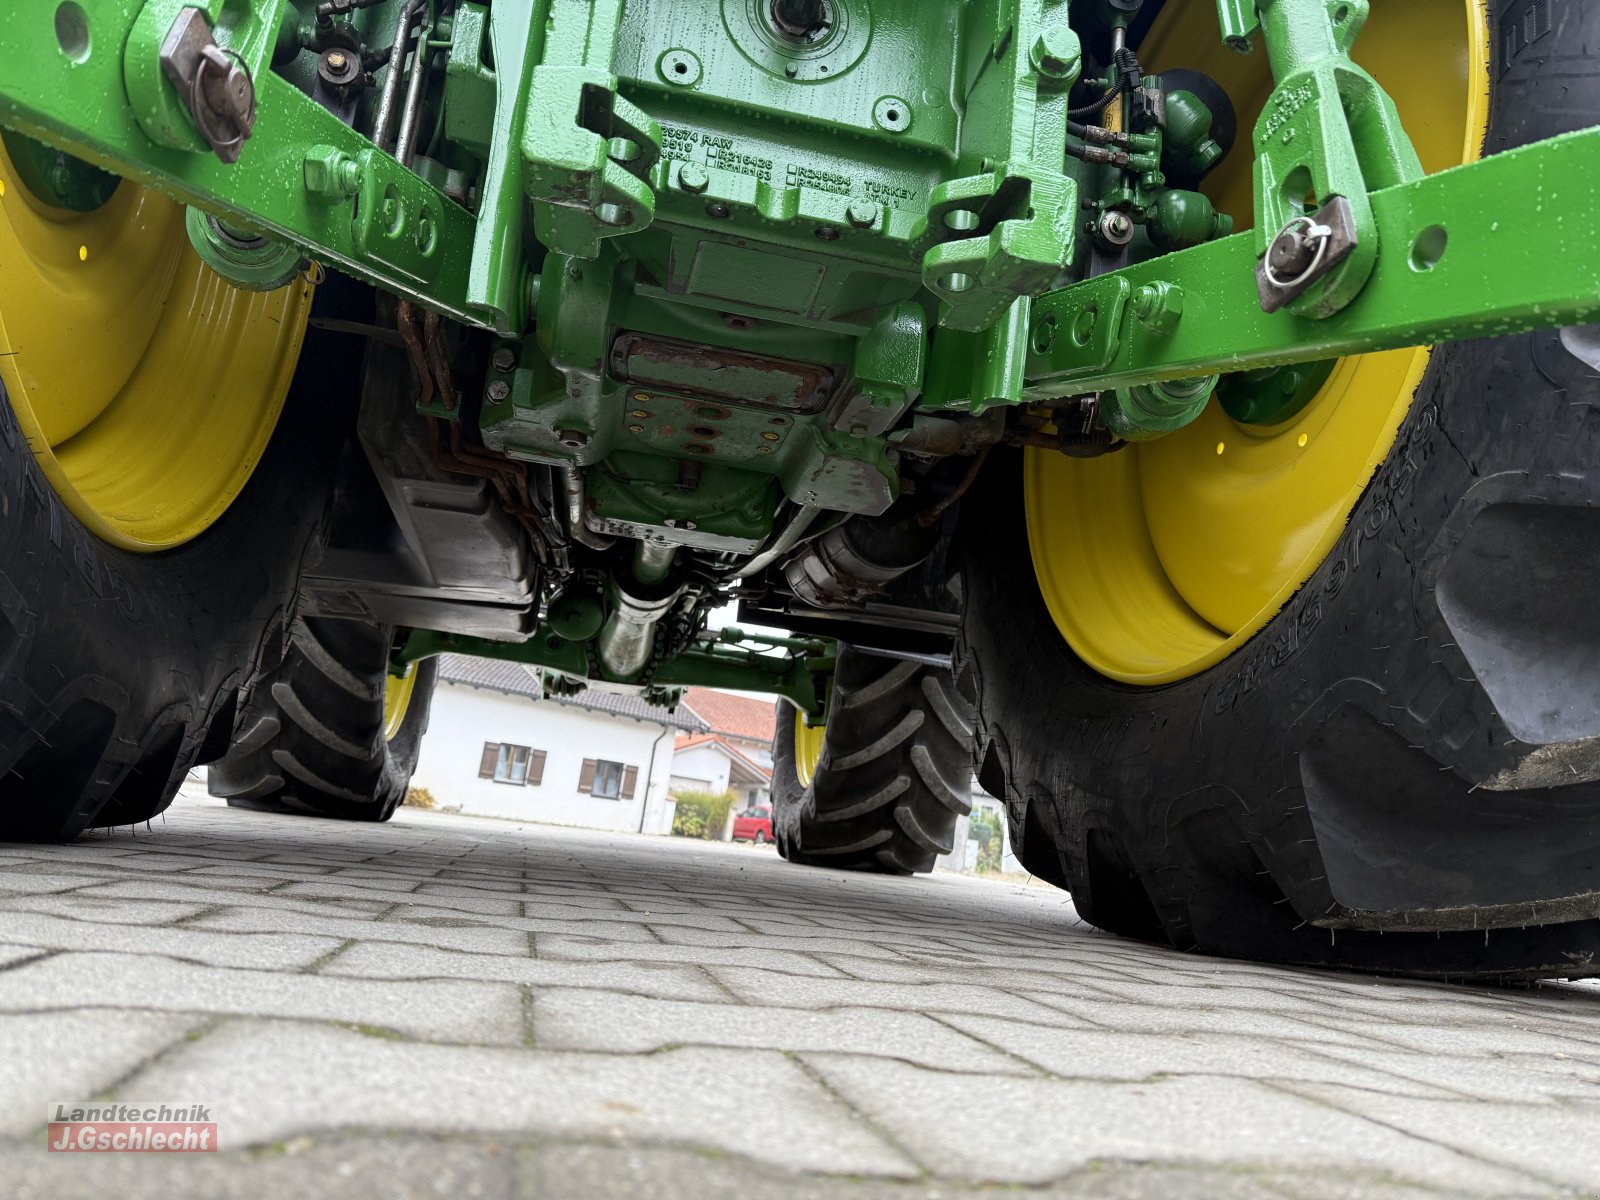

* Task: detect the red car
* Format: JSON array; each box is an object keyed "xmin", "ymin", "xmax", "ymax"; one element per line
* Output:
[{"xmin": 732, "ymin": 806, "xmax": 773, "ymax": 844}]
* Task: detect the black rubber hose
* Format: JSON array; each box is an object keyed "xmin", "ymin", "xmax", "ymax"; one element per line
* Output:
[{"xmin": 1069, "ymin": 46, "xmax": 1142, "ymax": 119}]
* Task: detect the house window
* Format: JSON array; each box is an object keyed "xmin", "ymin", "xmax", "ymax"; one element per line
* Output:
[
  {"xmin": 497, "ymin": 745, "xmax": 532, "ymax": 785},
  {"xmin": 478, "ymin": 742, "xmax": 547, "ymax": 786},
  {"xmin": 592, "ymin": 759, "xmax": 623, "ymax": 798},
  {"xmin": 578, "ymin": 758, "xmax": 639, "ymax": 799}
]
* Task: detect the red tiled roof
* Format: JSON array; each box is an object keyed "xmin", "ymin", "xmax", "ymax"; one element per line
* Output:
[{"xmin": 680, "ymin": 688, "xmax": 777, "ymax": 744}]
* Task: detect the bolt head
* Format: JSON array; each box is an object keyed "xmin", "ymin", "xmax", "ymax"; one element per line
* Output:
[
  {"xmin": 491, "ymin": 347, "xmax": 517, "ymax": 372},
  {"xmin": 678, "ymin": 164, "xmax": 709, "ymax": 194},
  {"xmin": 1030, "ymin": 29, "xmax": 1082, "ymax": 82},
  {"xmin": 486, "ymin": 380, "xmax": 510, "ymax": 402},
  {"xmin": 1098, "ymin": 210, "xmax": 1134, "ymax": 246},
  {"xmin": 1131, "ymin": 281, "xmax": 1184, "ymax": 334},
  {"xmin": 846, "ymin": 201, "xmax": 880, "ymax": 229}
]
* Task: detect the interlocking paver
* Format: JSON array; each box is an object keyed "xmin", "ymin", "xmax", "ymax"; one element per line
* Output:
[
  {"xmin": 537, "ymin": 932, "xmax": 849, "ymax": 977},
  {"xmin": 389, "ymin": 905, "xmax": 666, "ymax": 942},
  {"xmin": 801, "ymin": 1055, "xmax": 1539, "ymax": 1193},
  {"xmin": 0, "ymin": 951, "xmax": 525, "ymax": 1044},
  {"xmin": 1277, "ymin": 1081, "xmax": 1600, "ymax": 1192},
  {"xmin": 278, "ymin": 880, "xmax": 516, "ymax": 914},
  {"xmin": 0, "ymin": 908, "xmax": 341, "ymax": 970},
  {"xmin": 814, "ymin": 949, "xmax": 1137, "ymax": 1001},
  {"xmin": 711, "ymin": 964, "xmax": 1098, "ymax": 1024},
  {"xmin": 321, "ymin": 939, "xmax": 728, "ymax": 1002},
  {"xmin": 0, "ymin": 892, "xmax": 217, "ymax": 925},
  {"xmin": 0, "ymin": 795, "xmax": 1594, "ymax": 1197},
  {"xmin": 532, "ymin": 988, "xmax": 1029, "ymax": 1072},
  {"xmin": 1010, "ymin": 989, "xmax": 1397, "ymax": 1045},
  {"xmin": 0, "ymin": 1008, "xmax": 204, "ymax": 1136},
  {"xmin": 653, "ymin": 923, "xmax": 918, "ymax": 960},
  {"xmin": 187, "ymin": 904, "xmax": 530, "ymax": 955},
  {"xmin": 933, "ymin": 1013, "xmax": 1480, "ymax": 1097},
  {"xmin": 124, "ymin": 1020, "xmax": 918, "ymax": 1177},
  {"xmin": 0, "ymin": 870, "xmax": 111, "ymax": 895},
  {"xmin": 72, "ymin": 878, "xmax": 395, "ymax": 921}
]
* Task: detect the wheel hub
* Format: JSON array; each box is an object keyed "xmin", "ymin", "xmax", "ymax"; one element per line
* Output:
[
  {"xmin": 0, "ymin": 134, "xmax": 312, "ymax": 551},
  {"xmin": 1023, "ymin": 0, "xmax": 1490, "ymax": 685}
]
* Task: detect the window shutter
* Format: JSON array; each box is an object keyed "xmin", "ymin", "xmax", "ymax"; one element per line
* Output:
[
  {"xmin": 478, "ymin": 743, "xmax": 500, "ymax": 779},
  {"xmin": 620, "ymin": 765, "xmax": 639, "ymax": 799},
  {"xmin": 577, "ymin": 758, "xmax": 597, "ymax": 792},
  {"xmin": 528, "ymin": 750, "xmax": 547, "ymax": 786}
]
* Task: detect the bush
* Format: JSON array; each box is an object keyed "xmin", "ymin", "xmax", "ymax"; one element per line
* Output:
[
  {"xmin": 671, "ymin": 789, "xmax": 736, "ymax": 840},
  {"xmin": 671, "ymin": 806, "xmax": 707, "ymax": 839},
  {"xmin": 969, "ymin": 806, "xmax": 1003, "ymax": 874},
  {"xmin": 404, "ymin": 786, "xmax": 437, "ymax": 810}
]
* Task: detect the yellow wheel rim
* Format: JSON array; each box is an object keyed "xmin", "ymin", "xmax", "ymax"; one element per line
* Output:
[
  {"xmin": 1025, "ymin": 0, "xmax": 1491, "ymax": 685},
  {"xmin": 0, "ymin": 139, "xmax": 312, "ymax": 552},
  {"xmin": 793, "ymin": 709, "xmax": 825, "ymax": 789},
  {"xmin": 383, "ymin": 665, "xmax": 419, "ymax": 742}
]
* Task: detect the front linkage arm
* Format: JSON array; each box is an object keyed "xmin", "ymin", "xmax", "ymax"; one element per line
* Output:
[
  {"xmin": 0, "ymin": 0, "xmax": 529, "ymax": 332},
  {"xmin": 1020, "ymin": 0, "xmax": 1600, "ymax": 413},
  {"xmin": 1025, "ymin": 127, "xmax": 1600, "ymax": 399},
  {"xmin": 393, "ymin": 626, "xmax": 833, "ymax": 718}
]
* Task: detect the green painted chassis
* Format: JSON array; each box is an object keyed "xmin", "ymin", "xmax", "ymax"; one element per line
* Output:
[{"xmin": 4, "ymin": 0, "xmax": 1600, "ymax": 713}]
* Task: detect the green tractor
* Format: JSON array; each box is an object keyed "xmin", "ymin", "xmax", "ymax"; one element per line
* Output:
[{"xmin": 3, "ymin": 0, "xmax": 1599, "ymax": 978}]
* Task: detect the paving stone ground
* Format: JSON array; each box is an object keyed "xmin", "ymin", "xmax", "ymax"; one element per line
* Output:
[{"xmin": 0, "ymin": 792, "xmax": 1597, "ymax": 1198}]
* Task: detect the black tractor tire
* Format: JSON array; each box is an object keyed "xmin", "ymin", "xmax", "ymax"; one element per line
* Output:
[
  {"xmin": 957, "ymin": 0, "xmax": 1600, "ymax": 979},
  {"xmin": 771, "ymin": 646, "xmax": 976, "ymax": 875},
  {"xmin": 208, "ymin": 617, "xmax": 436, "ymax": 821},
  {"xmin": 0, "ymin": 326, "xmax": 355, "ymax": 841}
]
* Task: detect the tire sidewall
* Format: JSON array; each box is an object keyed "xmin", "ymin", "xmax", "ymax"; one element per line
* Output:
[
  {"xmin": 956, "ymin": 0, "xmax": 1600, "ymax": 951},
  {"xmin": 0, "ymin": 325, "xmax": 354, "ymax": 835}
]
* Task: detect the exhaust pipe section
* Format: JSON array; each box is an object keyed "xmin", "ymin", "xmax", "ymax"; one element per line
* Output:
[
  {"xmin": 561, "ymin": 465, "xmax": 615, "ymax": 552},
  {"xmin": 783, "ymin": 509, "xmax": 941, "ymax": 610},
  {"xmin": 596, "ymin": 542, "xmax": 681, "ymax": 678}
]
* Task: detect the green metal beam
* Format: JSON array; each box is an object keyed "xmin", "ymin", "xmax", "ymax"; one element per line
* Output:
[
  {"xmin": 0, "ymin": 0, "xmax": 515, "ymax": 329},
  {"xmin": 1023, "ymin": 127, "xmax": 1600, "ymax": 398},
  {"xmin": 1214, "ymin": 0, "xmax": 1260, "ymax": 52},
  {"xmin": 394, "ymin": 627, "xmax": 826, "ymax": 714}
]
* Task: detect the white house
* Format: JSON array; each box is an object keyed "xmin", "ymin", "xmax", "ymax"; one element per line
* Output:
[
  {"xmin": 411, "ymin": 655, "xmax": 707, "ymax": 834},
  {"xmin": 671, "ymin": 688, "xmax": 777, "ymax": 809},
  {"xmin": 679, "ymin": 688, "xmax": 777, "ymax": 770},
  {"xmin": 669, "ymin": 733, "xmax": 773, "ymax": 808}
]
